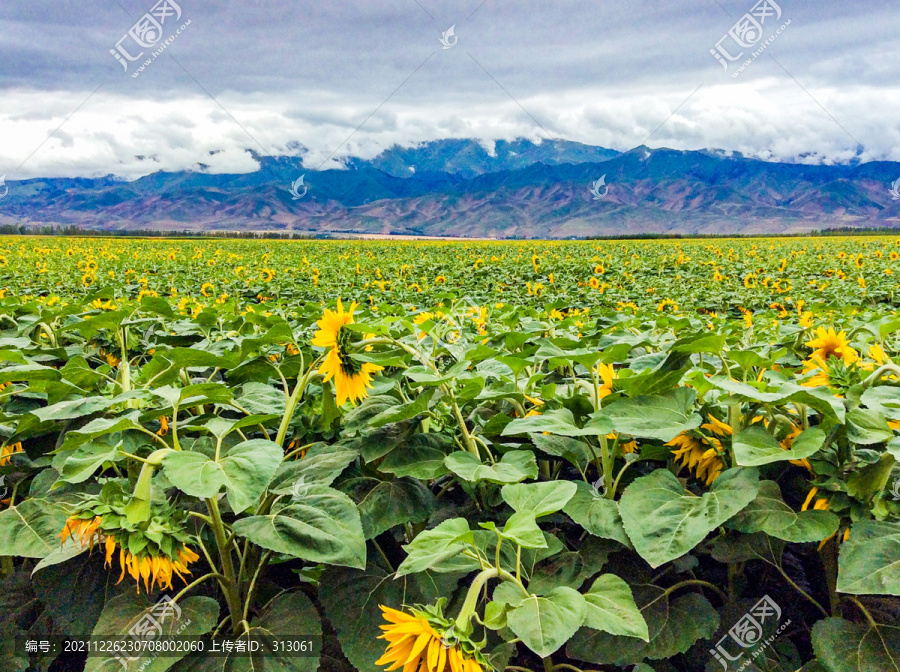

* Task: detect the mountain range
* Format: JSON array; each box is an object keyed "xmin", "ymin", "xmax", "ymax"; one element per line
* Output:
[{"xmin": 2, "ymin": 138, "xmax": 899, "ymax": 238}]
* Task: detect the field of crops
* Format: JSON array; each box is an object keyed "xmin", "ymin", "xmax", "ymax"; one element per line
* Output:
[{"xmin": 0, "ymin": 234, "xmax": 898, "ymax": 672}]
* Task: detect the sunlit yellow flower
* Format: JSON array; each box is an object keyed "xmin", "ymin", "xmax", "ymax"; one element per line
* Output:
[
  {"xmin": 657, "ymin": 298, "xmax": 678, "ymax": 313},
  {"xmin": 594, "ymin": 362, "xmax": 617, "ymax": 399},
  {"xmin": 805, "ymin": 327, "xmax": 858, "ymax": 365},
  {"xmin": 376, "ymin": 606, "xmax": 485, "ymax": 672},
  {"xmin": 0, "ymin": 442, "xmax": 24, "ymax": 466},
  {"xmin": 260, "ymin": 268, "xmax": 275, "ymax": 282},
  {"xmin": 312, "ymin": 300, "xmax": 383, "ymax": 406},
  {"xmin": 200, "ymin": 283, "xmax": 214, "ymax": 297}
]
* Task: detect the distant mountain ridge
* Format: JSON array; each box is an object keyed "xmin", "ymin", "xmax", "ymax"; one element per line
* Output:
[{"xmin": 1, "ymin": 139, "xmax": 899, "ymax": 238}]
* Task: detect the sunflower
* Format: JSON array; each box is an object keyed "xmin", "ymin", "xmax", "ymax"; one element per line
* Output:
[
  {"xmin": 61, "ymin": 515, "xmax": 200, "ymax": 594},
  {"xmin": 805, "ymin": 327, "xmax": 858, "ymax": 364},
  {"xmin": 589, "ymin": 277, "xmax": 601, "ymax": 290},
  {"xmin": 594, "ymin": 362, "xmax": 617, "ymax": 399},
  {"xmin": 657, "ymin": 298, "xmax": 678, "ymax": 313},
  {"xmin": 260, "ymin": 268, "xmax": 275, "ymax": 282},
  {"xmin": 666, "ymin": 429, "xmax": 724, "ymax": 486},
  {"xmin": 200, "ymin": 283, "xmax": 214, "ymax": 297},
  {"xmin": 0, "ymin": 442, "xmax": 24, "ymax": 466},
  {"xmin": 312, "ymin": 300, "xmax": 383, "ymax": 406},
  {"xmin": 376, "ymin": 606, "xmax": 487, "ymax": 672}
]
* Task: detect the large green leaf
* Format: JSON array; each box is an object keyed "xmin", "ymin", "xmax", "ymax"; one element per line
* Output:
[
  {"xmin": 600, "ymin": 388, "xmax": 701, "ymax": 442},
  {"xmin": 618, "ymin": 468, "xmax": 760, "ymax": 568},
  {"xmin": 812, "ymin": 617, "xmax": 900, "ymax": 672},
  {"xmin": 444, "ymin": 450, "xmax": 538, "ymax": 484},
  {"xmin": 269, "ymin": 443, "xmax": 359, "ymax": 491},
  {"xmin": 728, "ymin": 480, "xmax": 840, "ymax": 543},
  {"xmin": 378, "ymin": 433, "xmax": 451, "ymax": 480},
  {"xmin": 353, "ymin": 477, "xmax": 435, "ymax": 539},
  {"xmin": 84, "ymin": 594, "xmax": 219, "ymax": 672},
  {"xmin": 563, "ymin": 481, "xmax": 632, "ymax": 548},
  {"xmin": 319, "ymin": 559, "xmax": 434, "ymax": 672},
  {"xmin": 506, "ymin": 587, "xmax": 587, "ymax": 657},
  {"xmin": 847, "ymin": 408, "xmax": 894, "ymax": 445},
  {"xmin": 732, "ymin": 426, "xmax": 825, "ymax": 467},
  {"xmin": 0, "ymin": 498, "xmax": 71, "ymax": 558},
  {"xmin": 567, "ymin": 588, "xmax": 719, "ymax": 666},
  {"xmin": 836, "ymin": 521, "xmax": 900, "ymax": 596},
  {"xmin": 582, "ymin": 574, "xmax": 649, "ymax": 641},
  {"xmin": 161, "ymin": 439, "xmax": 282, "ymax": 513},
  {"xmin": 56, "ymin": 437, "xmax": 124, "ymax": 485},
  {"xmin": 232, "ymin": 484, "xmax": 366, "ymax": 569},
  {"xmin": 502, "ymin": 408, "xmax": 612, "ymax": 437},
  {"xmin": 501, "ymin": 481, "xmax": 577, "ymax": 517},
  {"xmin": 396, "ymin": 518, "xmax": 479, "ymax": 576}
]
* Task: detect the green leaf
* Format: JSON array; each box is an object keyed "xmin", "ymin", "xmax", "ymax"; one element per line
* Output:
[
  {"xmin": 601, "ymin": 388, "xmax": 701, "ymax": 442},
  {"xmin": 57, "ymin": 437, "xmax": 123, "ymax": 485},
  {"xmin": 728, "ymin": 481, "xmax": 840, "ymax": 543},
  {"xmin": 563, "ymin": 481, "xmax": 632, "ymax": 548},
  {"xmin": 396, "ymin": 518, "xmax": 478, "ymax": 576},
  {"xmin": 445, "ymin": 450, "xmax": 538, "ymax": 484},
  {"xmin": 269, "ymin": 443, "xmax": 359, "ymax": 491},
  {"xmin": 368, "ymin": 389, "xmax": 433, "ymax": 428},
  {"xmin": 0, "ymin": 498, "xmax": 71, "ymax": 558},
  {"xmin": 847, "ymin": 453, "xmax": 896, "ymax": 502},
  {"xmin": 501, "ymin": 481, "xmax": 577, "ymax": 517},
  {"xmin": 84, "ymin": 594, "xmax": 219, "ymax": 672},
  {"xmin": 733, "ymin": 426, "xmax": 825, "ymax": 467},
  {"xmin": 161, "ymin": 439, "xmax": 282, "ymax": 513},
  {"xmin": 354, "ymin": 477, "xmax": 435, "ymax": 539},
  {"xmin": 507, "ymin": 587, "xmax": 587, "ymax": 657},
  {"xmin": 811, "ymin": 617, "xmax": 900, "ymax": 672},
  {"xmin": 582, "ymin": 574, "xmax": 649, "ymax": 641},
  {"xmin": 527, "ymin": 552, "xmax": 586, "ymax": 594},
  {"xmin": 567, "ymin": 589, "xmax": 719, "ymax": 666},
  {"xmin": 502, "ymin": 408, "xmax": 611, "ymax": 437},
  {"xmin": 848, "ymin": 408, "xmax": 894, "ymax": 445},
  {"xmin": 836, "ymin": 521, "xmax": 900, "ymax": 596},
  {"xmin": 618, "ymin": 468, "xmax": 760, "ymax": 568},
  {"xmin": 485, "ymin": 511, "xmax": 547, "ymax": 549},
  {"xmin": 62, "ymin": 411, "xmax": 143, "ymax": 450},
  {"xmin": 237, "ymin": 382, "xmax": 287, "ymax": 416},
  {"xmin": 529, "ymin": 433, "xmax": 595, "ymax": 470},
  {"xmin": 378, "ymin": 433, "xmax": 450, "ymax": 480},
  {"xmin": 319, "ymin": 559, "xmax": 432, "ymax": 672},
  {"xmin": 233, "ymin": 484, "xmax": 366, "ymax": 569}
]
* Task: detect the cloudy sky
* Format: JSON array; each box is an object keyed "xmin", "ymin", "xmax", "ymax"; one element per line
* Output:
[{"xmin": 1, "ymin": 0, "xmax": 899, "ymax": 180}]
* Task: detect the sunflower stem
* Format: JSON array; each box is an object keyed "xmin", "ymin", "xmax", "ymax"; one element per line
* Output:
[
  {"xmin": 275, "ymin": 360, "xmax": 317, "ymax": 448},
  {"xmin": 206, "ymin": 496, "xmax": 243, "ymax": 634}
]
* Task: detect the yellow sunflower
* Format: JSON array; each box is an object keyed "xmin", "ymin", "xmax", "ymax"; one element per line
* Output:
[
  {"xmin": 595, "ymin": 362, "xmax": 617, "ymax": 399},
  {"xmin": 312, "ymin": 300, "xmax": 383, "ymax": 406},
  {"xmin": 666, "ymin": 431, "xmax": 724, "ymax": 486},
  {"xmin": 376, "ymin": 606, "xmax": 485, "ymax": 672},
  {"xmin": 805, "ymin": 327, "xmax": 858, "ymax": 365}
]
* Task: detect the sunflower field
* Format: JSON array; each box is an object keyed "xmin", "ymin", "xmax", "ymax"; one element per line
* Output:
[{"xmin": 0, "ymin": 234, "xmax": 899, "ymax": 672}]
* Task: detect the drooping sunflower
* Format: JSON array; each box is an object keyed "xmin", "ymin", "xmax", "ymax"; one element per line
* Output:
[
  {"xmin": 61, "ymin": 509, "xmax": 200, "ymax": 594},
  {"xmin": 666, "ymin": 416, "xmax": 731, "ymax": 485},
  {"xmin": 594, "ymin": 362, "xmax": 617, "ymax": 399},
  {"xmin": 0, "ymin": 441, "xmax": 24, "ymax": 466},
  {"xmin": 805, "ymin": 327, "xmax": 858, "ymax": 365},
  {"xmin": 312, "ymin": 300, "xmax": 383, "ymax": 406},
  {"xmin": 376, "ymin": 605, "xmax": 488, "ymax": 672}
]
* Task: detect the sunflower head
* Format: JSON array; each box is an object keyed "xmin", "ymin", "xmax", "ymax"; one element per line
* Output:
[
  {"xmin": 805, "ymin": 327, "xmax": 858, "ymax": 365},
  {"xmin": 377, "ymin": 601, "xmax": 490, "ymax": 672},
  {"xmin": 312, "ymin": 300, "xmax": 383, "ymax": 406},
  {"xmin": 60, "ymin": 484, "xmax": 199, "ymax": 594}
]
